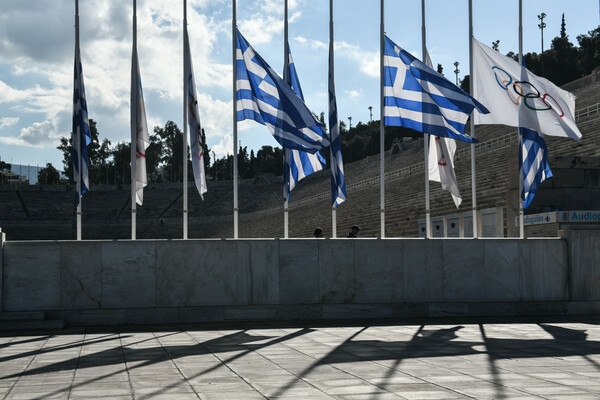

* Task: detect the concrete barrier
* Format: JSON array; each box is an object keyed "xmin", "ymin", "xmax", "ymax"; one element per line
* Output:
[{"xmin": 1, "ymin": 235, "xmax": 597, "ymax": 326}]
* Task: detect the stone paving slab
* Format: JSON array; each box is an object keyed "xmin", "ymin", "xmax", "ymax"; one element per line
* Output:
[{"xmin": 1, "ymin": 316, "xmax": 600, "ymax": 399}]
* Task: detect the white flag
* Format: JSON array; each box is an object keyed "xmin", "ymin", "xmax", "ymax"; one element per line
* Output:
[
  {"xmin": 472, "ymin": 38, "xmax": 582, "ymax": 140},
  {"xmin": 185, "ymin": 29, "xmax": 207, "ymax": 199},
  {"xmin": 429, "ymin": 136, "xmax": 461, "ymax": 208},
  {"xmin": 424, "ymin": 47, "xmax": 461, "ymax": 208},
  {"xmin": 131, "ymin": 49, "xmax": 149, "ymax": 205}
]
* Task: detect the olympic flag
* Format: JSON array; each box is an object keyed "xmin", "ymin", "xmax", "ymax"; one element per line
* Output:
[
  {"xmin": 131, "ymin": 46, "xmax": 149, "ymax": 206},
  {"xmin": 472, "ymin": 38, "xmax": 582, "ymax": 140},
  {"xmin": 185, "ymin": 28, "xmax": 207, "ymax": 199},
  {"xmin": 423, "ymin": 47, "xmax": 461, "ymax": 208}
]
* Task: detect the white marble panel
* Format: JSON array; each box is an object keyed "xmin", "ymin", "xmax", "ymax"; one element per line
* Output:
[
  {"xmin": 480, "ymin": 208, "xmax": 498, "ymax": 238},
  {"xmin": 564, "ymin": 230, "xmax": 600, "ymax": 301},
  {"xmin": 519, "ymin": 239, "xmax": 568, "ymax": 301},
  {"xmin": 156, "ymin": 240, "xmax": 237, "ymax": 307},
  {"xmin": 101, "ymin": 241, "xmax": 156, "ymax": 308},
  {"xmin": 445, "ymin": 214, "xmax": 462, "ymax": 238},
  {"xmin": 443, "ymin": 239, "xmax": 485, "ymax": 301},
  {"xmin": 237, "ymin": 240, "xmax": 279, "ymax": 305},
  {"xmin": 318, "ymin": 240, "xmax": 355, "ymax": 303},
  {"xmin": 279, "ymin": 240, "xmax": 319, "ymax": 304},
  {"xmin": 403, "ymin": 239, "xmax": 443, "ymax": 302},
  {"xmin": 431, "ymin": 217, "xmax": 445, "ymax": 238},
  {"xmin": 60, "ymin": 241, "xmax": 102, "ymax": 309},
  {"xmin": 355, "ymin": 240, "xmax": 403, "ymax": 303},
  {"xmin": 484, "ymin": 240, "xmax": 520, "ymax": 301},
  {"xmin": 3, "ymin": 242, "xmax": 61, "ymax": 311}
]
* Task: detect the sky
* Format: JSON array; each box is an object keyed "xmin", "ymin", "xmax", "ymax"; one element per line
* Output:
[{"xmin": 0, "ymin": 0, "xmax": 598, "ymax": 171}]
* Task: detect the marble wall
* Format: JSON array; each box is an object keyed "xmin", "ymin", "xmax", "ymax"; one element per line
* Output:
[{"xmin": 1, "ymin": 237, "xmax": 579, "ymax": 315}]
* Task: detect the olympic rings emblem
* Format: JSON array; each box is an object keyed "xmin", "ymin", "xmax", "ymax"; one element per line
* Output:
[{"xmin": 492, "ymin": 66, "xmax": 564, "ymax": 118}]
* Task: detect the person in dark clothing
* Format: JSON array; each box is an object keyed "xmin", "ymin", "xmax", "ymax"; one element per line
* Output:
[{"xmin": 347, "ymin": 225, "xmax": 360, "ymax": 238}]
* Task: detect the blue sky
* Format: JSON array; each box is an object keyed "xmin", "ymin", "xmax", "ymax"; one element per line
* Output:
[{"xmin": 0, "ymin": 0, "xmax": 598, "ymax": 171}]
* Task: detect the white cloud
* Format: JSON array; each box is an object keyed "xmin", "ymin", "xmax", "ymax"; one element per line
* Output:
[
  {"xmin": 344, "ymin": 89, "xmax": 362, "ymax": 99},
  {"xmin": 334, "ymin": 41, "xmax": 378, "ymax": 78},
  {"xmin": 297, "ymin": 39, "xmax": 378, "ymax": 78},
  {"xmin": 210, "ymin": 133, "xmax": 233, "ymax": 158},
  {"xmin": 0, "ymin": 120, "xmax": 60, "ymax": 147},
  {"xmin": 294, "ymin": 36, "xmax": 307, "ymax": 44},
  {"xmin": 0, "ymin": 117, "xmax": 19, "ymax": 129}
]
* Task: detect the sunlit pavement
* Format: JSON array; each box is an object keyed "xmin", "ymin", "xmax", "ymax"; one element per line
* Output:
[{"xmin": 1, "ymin": 317, "xmax": 600, "ymax": 399}]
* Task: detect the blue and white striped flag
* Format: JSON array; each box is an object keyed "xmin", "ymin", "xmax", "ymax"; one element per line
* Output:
[
  {"xmin": 72, "ymin": 42, "xmax": 91, "ymax": 202},
  {"xmin": 329, "ymin": 38, "xmax": 346, "ymax": 206},
  {"xmin": 520, "ymin": 127, "xmax": 552, "ymax": 209},
  {"xmin": 236, "ymin": 29, "xmax": 330, "ymax": 153},
  {"xmin": 384, "ymin": 35, "xmax": 489, "ymax": 143},
  {"xmin": 283, "ymin": 45, "xmax": 326, "ymax": 200}
]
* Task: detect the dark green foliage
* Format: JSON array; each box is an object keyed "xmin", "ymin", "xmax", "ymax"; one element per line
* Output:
[{"xmin": 37, "ymin": 163, "xmax": 60, "ymax": 185}]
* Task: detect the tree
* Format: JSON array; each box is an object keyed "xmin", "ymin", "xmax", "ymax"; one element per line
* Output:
[
  {"xmin": 200, "ymin": 128, "xmax": 211, "ymax": 172},
  {"xmin": 57, "ymin": 136, "xmax": 74, "ymax": 183},
  {"xmin": 111, "ymin": 142, "xmax": 131, "ymax": 184},
  {"xmin": 577, "ymin": 27, "xmax": 600, "ymax": 76},
  {"xmin": 460, "ymin": 75, "xmax": 470, "ymax": 94},
  {"xmin": 145, "ymin": 133, "xmax": 163, "ymax": 182},
  {"xmin": 38, "ymin": 163, "xmax": 60, "ymax": 185},
  {"xmin": 155, "ymin": 121, "xmax": 185, "ymax": 183}
]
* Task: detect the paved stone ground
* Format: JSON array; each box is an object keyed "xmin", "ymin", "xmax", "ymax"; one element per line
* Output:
[{"xmin": 1, "ymin": 317, "xmax": 600, "ymax": 399}]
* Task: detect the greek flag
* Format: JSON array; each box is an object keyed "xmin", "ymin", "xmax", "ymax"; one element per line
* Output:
[
  {"xmin": 384, "ymin": 35, "xmax": 489, "ymax": 142},
  {"xmin": 185, "ymin": 28, "xmax": 207, "ymax": 199},
  {"xmin": 283, "ymin": 45, "xmax": 326, "ymax": 200},
  {"xmin": 72, "ymin": 42, "xmax": 91, "ymax": 203},
  {"xmin": 236, "ymin": 29, "xmax": 330, "ymax": 153},
  {"xmin": 329, "ymin": 39, "xmax": 346, "ymax": 206},
  {"xmin": 520, "ymin": 128, "xmax": 552, "ymax": 209}
]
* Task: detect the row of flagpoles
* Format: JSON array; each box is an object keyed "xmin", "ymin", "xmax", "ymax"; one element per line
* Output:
[{"xmin": 72, "ymin": 0, "xmax": 582, "ymax": 241}]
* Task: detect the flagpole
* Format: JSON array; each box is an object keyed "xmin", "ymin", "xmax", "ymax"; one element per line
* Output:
[
  {"xmin": 518, "ymin": 0, "xmax": 525, "ymax": 239},
  {"xmin": 131, "ymin": 0, "xmax": 137, "ymax": 240},
  {"xmin": 379, "ymin": 0, "xmax": 385, "ymax": 238},
  {"xmin": 469, "ymin": 0, "xmax": 478, "ymax": 238},
  {"xmin": 284, "ymin": 0, "xmax": 289, "ymax": 239},
  {"xmin": 232, "ymin": 0, "xmax": 239, "ymax": 239},
  {"xmin": 330, "ymin": 0, "xmax": 338, "ymax": 239},
  {"xmin": 75, "ymin": 0, "xmax": 82, "ymax": 241},
  {"xmin": 183, "ymin": 0, "xmax": 189, "ymax": 239},
  {"xmin": 422, "ymin": 0, "xmax": 431, "ymax": 239}
]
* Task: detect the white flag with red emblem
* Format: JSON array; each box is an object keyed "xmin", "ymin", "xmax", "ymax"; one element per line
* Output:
[{"xmin": 185, "ymin": 29, "xmax": 207, "ymax": 199}]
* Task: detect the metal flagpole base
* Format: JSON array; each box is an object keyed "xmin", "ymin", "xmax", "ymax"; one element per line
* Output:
[
  {"xmin": 332, "ymin": 206, "xmax": 337, "ymax": 238},
  {"xmin": 284, "ymin": 205, "xmax": 289, "ymax": 239},
  {"xmin": 77, "ymin": 208, "xmax": 82, "ymax": 241},
  {"xmin": 234, "ymin": 208, "xmax": 238, "ymax": 239},
  {"xmin": 131, "ymin": 208, "xmax": 136, "ymax": 240}
]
